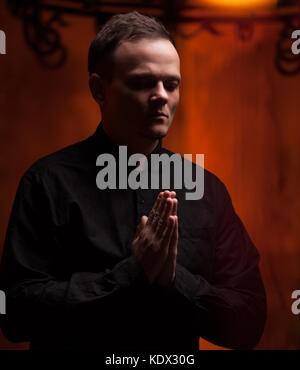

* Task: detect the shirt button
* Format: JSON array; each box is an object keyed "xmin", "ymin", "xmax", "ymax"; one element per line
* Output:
[{"xmin": 140, "ymin": 198, "xmax": 145, "ymax": 204}]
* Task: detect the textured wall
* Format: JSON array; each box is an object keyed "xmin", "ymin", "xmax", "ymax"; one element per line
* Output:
[
  {"xmin": 0, "ymin": 3, "xmax": 299, "ymax": 350},
  {"xmin": 175, "ymin": 22, "xmax": 300, "ymax": 349}
]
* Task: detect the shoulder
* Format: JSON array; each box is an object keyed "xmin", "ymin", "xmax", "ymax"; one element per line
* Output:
[{"xmin": 22, "ymin": 135, "xmax": 94, "ymax": 183}]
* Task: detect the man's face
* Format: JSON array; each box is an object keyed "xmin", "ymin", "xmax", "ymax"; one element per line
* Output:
[{"xmin": 100, "ymin": 38, "xmax": 181, "ymax": 146}]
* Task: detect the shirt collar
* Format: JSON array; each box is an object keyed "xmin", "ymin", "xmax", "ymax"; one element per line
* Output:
[{"xmin": 93, "ymin": 122, "xmax": 163, "ymax": 158}]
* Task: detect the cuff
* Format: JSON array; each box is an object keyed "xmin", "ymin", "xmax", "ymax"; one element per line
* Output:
[{"xmin": 112, "ymin": 255, "xmax": 149, "ymax": 289}]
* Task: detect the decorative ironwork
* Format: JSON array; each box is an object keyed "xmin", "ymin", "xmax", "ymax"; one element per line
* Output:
[
  {"xmin": 7, "ymin": 0, "xmax": 300, "ymax": 74},
  {"xmin": 276, "ymin": 0, "xmax": 300, "ymax": 75}
]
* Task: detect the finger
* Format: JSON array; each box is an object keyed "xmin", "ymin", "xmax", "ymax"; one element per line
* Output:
[
  {"xmin": 136, "ymin": 216, "xmax": 147, "ymax": 236},
  {"xmin": 151, "ymin": 192, "xmax": 167, "ymax": 230},
  {"xmin": 163, "ymin": 190, "xmax": 171, "ymax": 198},
  {"xmin": 157, "ymin": 217, "xmax": 177, "ymax": 285},
  {"xmin": 169, "ymin": 216, "xmax": 178, "ymax": 253},
  {"xmin": 170, "ymin": 198, "xmax": 177, "ymax": 217},
  {"xmin": 161, "ymin": 215, "xmax": 176, "ymax": 248},
  {"xmin": 132, "ymin": 216, "xmax": 148, "ymax": 253},
  {"xmin": 149, "ymin": 191, "xmax": 169, "ymax": 230},
  {"xmin": 161, "ymin": 197, "xmax": 173, "ymax": 220},
  {"xmin": 147, "ymin": 192, "xmax": 163, "ymax": 225},
  {"xmin": 156, "ymin": 197, "xmax": 173, "ymax": 237},
  {"xmin": 133, "ymin": 216, "xmax": 148, "ymax": 242}
]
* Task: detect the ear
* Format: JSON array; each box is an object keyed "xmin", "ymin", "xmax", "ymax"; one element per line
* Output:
[{"xmin": 89, "ymin": 73, "xmax": 105, "ymax": 105}]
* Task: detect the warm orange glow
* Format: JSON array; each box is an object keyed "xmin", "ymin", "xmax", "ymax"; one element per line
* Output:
[
  {"xmin": 1, "ymin": 0, "xmax": 300, "ymax": 352},
  {"xmin": 200, "ymin": 0, "xmax": 277, "ymax": 8}
]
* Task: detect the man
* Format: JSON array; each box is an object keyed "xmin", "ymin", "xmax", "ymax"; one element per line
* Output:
[{"xmin": 0, "ymin": 11, "xmax": 266, "ymax": 351}]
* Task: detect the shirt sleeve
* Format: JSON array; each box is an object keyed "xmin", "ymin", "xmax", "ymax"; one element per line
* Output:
[
  {"xmin": 162, "ymin": 179, "xmax": 267, "ymax": 350},
  {"xmin": 0, "ymin": 171, "xmax": 148, "ymax": 343}
]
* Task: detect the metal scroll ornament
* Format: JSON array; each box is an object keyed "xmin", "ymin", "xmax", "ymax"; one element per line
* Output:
[
  {"xmin": 9, "ymin": 0, "xmax": 68, "ymax": 69},
  {"xmin": 276, "ymin": 17, "xmax": 300, "ymax": 74},
  {"xmin": 7, "ymin": 0, "xmax": 300, "ymax": 75}
]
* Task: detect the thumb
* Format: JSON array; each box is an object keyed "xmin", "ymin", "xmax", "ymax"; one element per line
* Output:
[
  {"xmin": 132, "ymin": 216, "xmax": 148, "ymax": 255},
  {"xmin": 135, "ymin": 215, "xmax": 148, "ymax": 237}
]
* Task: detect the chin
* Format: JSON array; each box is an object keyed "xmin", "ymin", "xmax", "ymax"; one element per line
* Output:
[{"xmin": 147, "ymin": 123, "xmax": 170, "ymax": 139}]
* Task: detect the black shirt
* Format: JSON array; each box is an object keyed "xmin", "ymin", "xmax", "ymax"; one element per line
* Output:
[{"xmin": 0, "ymin": 123, "xmax": 266, "ymax": 350}]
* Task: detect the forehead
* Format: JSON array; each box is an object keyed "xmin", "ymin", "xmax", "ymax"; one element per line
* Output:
[{"xmin": 111, "ymin": 38, "xmax": 180, "ymax": 78}]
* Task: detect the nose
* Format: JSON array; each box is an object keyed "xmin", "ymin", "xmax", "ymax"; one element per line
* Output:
[{"xmin": 149, "ymin": 81, "xmax": 168, "ymax": 104}]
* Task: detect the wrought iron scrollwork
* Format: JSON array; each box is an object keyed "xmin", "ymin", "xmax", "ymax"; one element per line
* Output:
[
  {"xmin": 9, "ymin": 0, "xmax": 68, "ymax": 68},
  {"xmin": 275, "ymin": 0, "xmax": 300, "ymax": 75},
  {"xmin": 276, "ymin": 14, "xmax": 300, "ymax": 75},
  {"xmin": 6, "ymin": 0, "xmax": 300, "ymax": 75}
]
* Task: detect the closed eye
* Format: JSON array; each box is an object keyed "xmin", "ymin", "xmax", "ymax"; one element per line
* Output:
[
  {"xmin": 164, "ymin": 81, "xmax": 179, "ymax": 92},
  {"xmin": 126, "ymin": 74, "xmax": 180, "ymax": 92},
  {"xmin": 126, "ymin": 77, "xmax": 156, "ymax": 90}
]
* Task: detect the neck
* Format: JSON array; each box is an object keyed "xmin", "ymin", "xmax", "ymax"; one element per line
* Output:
[{"xmin": 101, "ymin": 121, "xmax": 160, "ymax": 155}]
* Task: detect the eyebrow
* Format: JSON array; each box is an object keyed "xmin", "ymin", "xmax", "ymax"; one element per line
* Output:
[{"xmin": 128, "ymin": 72, "xmax": 181, "ymax": 82}]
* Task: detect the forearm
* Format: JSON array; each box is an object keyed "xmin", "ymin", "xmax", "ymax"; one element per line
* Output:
[
  {"xmin": 160, "ymin": 263, "xmax": 266, "ymax": 349},
  {"xmin": 0, "ymin": 255, "xmax": 148, "ymax": 342}
]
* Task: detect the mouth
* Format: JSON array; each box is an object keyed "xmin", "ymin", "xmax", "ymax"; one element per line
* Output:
[{"xmin": 149, "ymin": 112, "xmax": 168, "ymax": 119}]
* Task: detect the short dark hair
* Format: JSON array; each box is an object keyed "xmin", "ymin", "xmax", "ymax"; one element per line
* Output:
[{"xmin": 88, "ymin": 11, "xmax": 176, "ymax": 79}]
